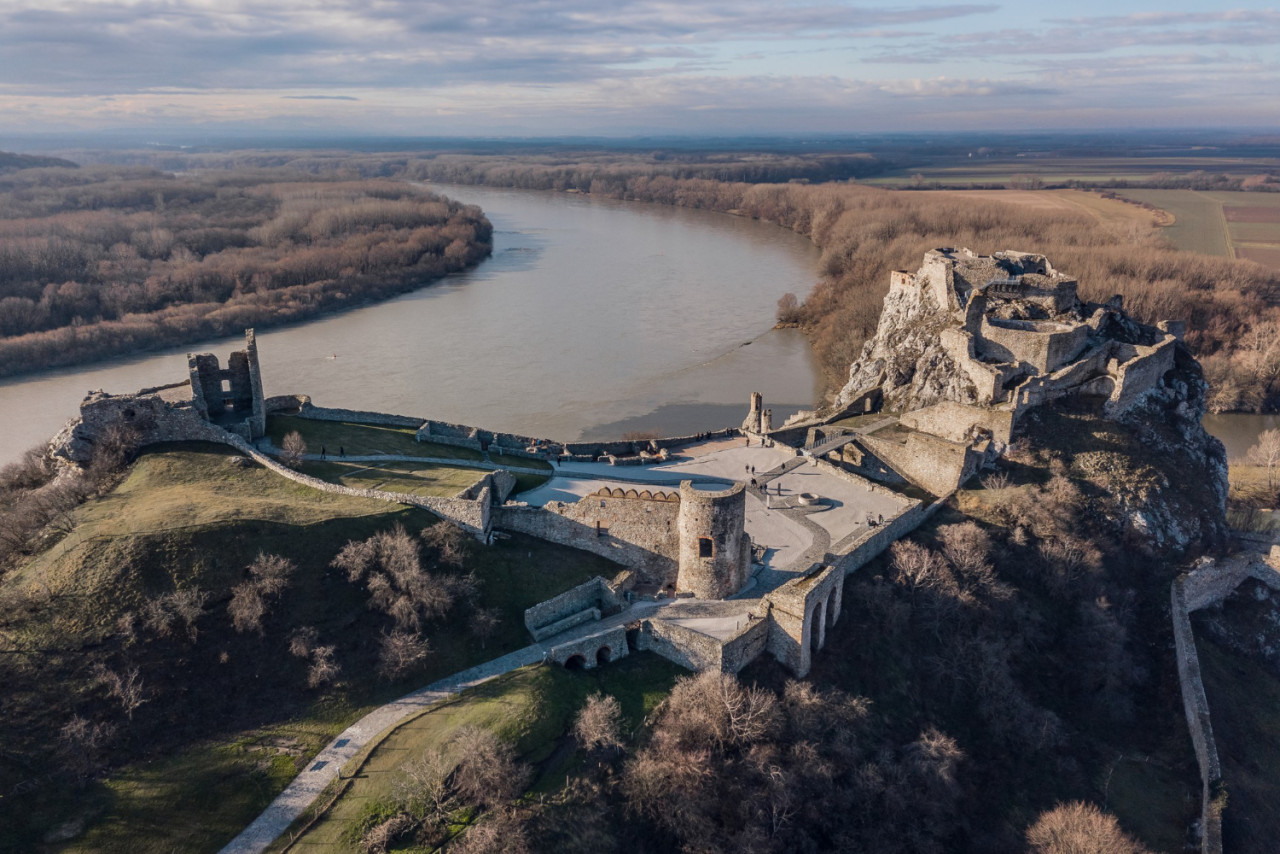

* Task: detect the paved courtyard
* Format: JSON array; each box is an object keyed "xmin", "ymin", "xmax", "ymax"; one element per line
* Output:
[{"xmin": 516, "ymin": 438, "xmax": 913, "ymax": 577}]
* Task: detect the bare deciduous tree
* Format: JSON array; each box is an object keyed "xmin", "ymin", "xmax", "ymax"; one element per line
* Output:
[
  {"xmin": 248, "ymin": 552, "xmax": 296, "ymax": 597},
  {"xmin": 376, "ymin": 629, "xmax": 430, "ymax": 680},
  {"xmin": 663, "ymin": 671, "xmax": 780, "ymax": 751},
  {"xmin": 142, "ymin": 597, "xmax": 177, "ymax": 638},
  {"xmin": 335, "ymin": 525, "xmax": 457, "ymax": 631},
  {"xmin": 451, "ymin": 808, "xmax": 530, "ymax": 854},
  {"xmin": 307, "ymin": 645, "xmax": 340, "ymax": 688},
  {"xmin": 58, "ymin": 714, "xmax": 115, "ymax": 784},
  {"xmin": 230, "ymin": 553, "xmax": 295, "ymax": 634},
  {"xmin": 1027, "ymin": 801, "xmax": 1152, "ymax": 854},
  {"xmin": 1247, "ymin": 428, "xmax": 1280, "ymax": 489},
  {"xmin": 574, "ymin": 692, "xmax": 623, "ymax": 752},
  {"xmin": 92, "ymin": 663, "xmax": 149, "ymax": 721},
  {"xmin": 280, "ymin": 430, "xmax": 307, "ymax": 469},
  {"xmin": 392, "ymin": 746, "xmax": 456, "ymax": 821},
  {"xmin": 288, "ymin": 625, "xmax": 319, "ymax": 658},
  {"xmin": 469, "ymin": 607, "xmax": 501, "ymax": 650},
  {"xmin": 451, "ymin": 725, "xmax": 530, "ymax": 809},
  {"xmin": 228, "ymin": 582, "xmax": 266, "ymax": 635},
  {"xmin": 358, "ymin": 812, "xmax": 415, "ymax": 854},
  {"xmin": 164, "ymin": 587, "xmax": 208, "ymax": 642}
]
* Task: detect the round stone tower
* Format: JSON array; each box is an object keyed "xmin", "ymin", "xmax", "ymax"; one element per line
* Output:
[{"xmin": 676, "ymin": 480, "xmax": 751, "ymax": 599}]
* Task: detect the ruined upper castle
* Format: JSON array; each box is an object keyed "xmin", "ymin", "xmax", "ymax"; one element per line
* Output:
[{"xmin": 827, "ymin": 248, "xmax": 1183, "ymax": 437}]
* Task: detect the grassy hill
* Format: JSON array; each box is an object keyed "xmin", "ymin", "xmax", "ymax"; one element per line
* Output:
[{"xmin": 0, "ymin": 442, "xmax": 617, "ymax": 853}]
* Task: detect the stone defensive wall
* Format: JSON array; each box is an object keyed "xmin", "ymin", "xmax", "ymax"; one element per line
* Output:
[
  {"xmin": 897, "ymin": 402, "xmax": 1014, "ymax": 446},
  {"xmin": 977, "ymin": 316, "xmax": 1089, "ymax": 375},
  {"xmin": 859, "ymin": 430, "xmax": 986, "ymax": 497},
  {"xmin": 833, "ymin": 491, "xmax": 951, "ymax": 577},
  {"xmin": 524, "ymin": 575, "xmax": 628, "ymax": 641},
  {"xmin": 51, "ymin": 391, "xmax": 250, "ymax": 466},
  {"xmin": 762, "ymin": 565, "xmax": 843, "ymax": 676},
  {"xmin": 635, "ymin": 613, "xmax": 770, "ymax": 673},
  {"xmin": 1105, "ymin": 336, "xmax": 1178, "ymax": 416},
  {"xmin": 494, "ymin": 493, "xmax": 682, "ymax": 586},
  {"xmin": 1171, "ymin": 549, "xmax": 1280, "ymax": 854}
]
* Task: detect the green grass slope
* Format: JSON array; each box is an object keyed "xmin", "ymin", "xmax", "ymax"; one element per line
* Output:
[{"xmin": 0, "ymin": 442, "xmax": 616, "ymax": 853}]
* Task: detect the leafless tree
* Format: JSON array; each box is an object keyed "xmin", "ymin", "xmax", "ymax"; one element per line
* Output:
[
  {"xmin": 663, "ymin": 671, "xmax": 780, "ymax": 751},
  {"xmin": 280, "ymin": 430, "xmax": 307, "ymax": 468},
  {"xmin": 936, "ymin": 522, "xmax": 996, "ymax": 591},
  {"xmin": 377, "ymin": 629, "xmax": 430, "ymax": 680},
  {"xmin": 164, "ymin": 587, "xmax": 208, "ymax": 642},
  {"xmin": 1026, "ymin": 801, "xmax": 1152, "ymax": 854},
  {"xmin": 392, "ymin": 745, "xmax": 456, "ymax": 820},
  {"xmin": 92, "ymin": 663, "xmax": 149, "ymax": 721},
  {"xmin": 58, "ymin": 714, "xmax": 115, "ymax": 784},
  {"xmin": 358, "ymin": 812, "xmax": 415, "ymax": 854},
  {"xmin": 248, "ymin": 552, "xmax": 296, "ymax": 597},
  {"xmin": 288, "ymin": 625, "xmax": 319, "ymax": 658},
  {"xmin": 574, "ymin": 692, "xmax": 623, "ymax": 752},
  {"xmin": 1247, "ymin": 428, "xmax": 1280, "ymax": 489},
  {"xmin": 452, "ymin": 808, "xmax": 530, "ymax": 854},
  {"xmin": 230, "ymin": 553, "xmax": 295, "ymax": 634},
  {"xmin": 335, "ymin": 525, "xmax": 457, "ymax": 631},
  {"xmin": 469, "ymin": 607, "xmax": 501, "ymax": 650},
  {"xmin": 142, "ymin": 597, "xmax": 177, "ymax": 638},
  {"xmin": 228, "ymin": 582, "xmax": 266, "ymax": 635},
  {"xmin": 450, "ymin": 725, "xmax": 530, "ymax": 808},
  {"xmin": 307, "ymin": 645, "xmax": 340, "ymax": 688},
  {"xmin": 421, "ymin": 519, "xmax": 467, "ymax": 567}
]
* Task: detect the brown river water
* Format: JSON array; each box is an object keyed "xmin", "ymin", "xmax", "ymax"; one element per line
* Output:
[
  {"xmin": 0, "ymin": 183, "xmax": 1269, "ymax": 467},
  {"xmin": 0, "ymin": 184, "xmax": 824, "ymax": 465}
]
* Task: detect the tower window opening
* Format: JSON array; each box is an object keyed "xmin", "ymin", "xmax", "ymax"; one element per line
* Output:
[{"xmin": 698, "ymin": 537, "xmax": 714, "ymax": 558}]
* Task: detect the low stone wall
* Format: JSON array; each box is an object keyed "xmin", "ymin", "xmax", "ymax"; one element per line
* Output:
[
  {"xmin": 291, "ymin": 401, "xmax": 425, "ymax": 429},
  {"xmin": 524, "ymin": 576, "xmax": 624, "ymax": 640}
]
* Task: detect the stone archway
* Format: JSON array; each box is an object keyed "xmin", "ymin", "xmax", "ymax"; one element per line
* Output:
[
  {"xmin": 596, "ymin": 646, "xmax": 612, "ymax": 666},
  {"xmin": 564, "ymin": 654, "xmax": 587, "ymax": 670}
]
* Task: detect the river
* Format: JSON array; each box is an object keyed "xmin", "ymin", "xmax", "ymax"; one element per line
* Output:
[
  {"xmin": 0, "ymin": 184, "xmax": 824, "ymax": 466},
  {"xmin": 1, "ymin": 184, "xmax": 1272, "ymax": 469}
]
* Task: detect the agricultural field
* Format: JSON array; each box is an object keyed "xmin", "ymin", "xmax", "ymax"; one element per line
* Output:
[
  {"xmin": 920, "ymin": 189, "xmax": 1164, "ymax": 229},
  {"xmin": 1115, "ymin": 190, "xmax": 1280, "ymax": 268},
  {"xmin": 861, "ymin": 156, "xmax": 1274, "ymax": 187}
]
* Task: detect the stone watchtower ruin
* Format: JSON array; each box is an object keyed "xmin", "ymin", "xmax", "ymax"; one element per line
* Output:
[
  {"xmin": 187, "ymin": 329, "xmax": 266, "ymax": 441},
  {"xmin": 676, "ymin": 481, "xmax": 752, "ymax": 599}
]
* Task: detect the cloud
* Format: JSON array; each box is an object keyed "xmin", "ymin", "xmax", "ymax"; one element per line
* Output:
[{"xmin": 282, "ymin": 95, "xmax": 360, "ymax": 100}]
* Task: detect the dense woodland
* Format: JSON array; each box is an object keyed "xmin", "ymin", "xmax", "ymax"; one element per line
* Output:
[{"xmin": 0, "ymin": 166, "xmax": 491, "ymax": 376}]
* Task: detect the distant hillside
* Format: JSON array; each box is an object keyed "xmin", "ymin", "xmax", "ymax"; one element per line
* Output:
[{"xmin": 0, "ymin": 150, "xmax": 78, "ymax": 171}]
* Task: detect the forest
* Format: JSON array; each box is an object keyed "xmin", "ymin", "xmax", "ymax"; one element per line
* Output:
[{"xmin": 0, "ymin": 166, "xmax": 492, "ymax": 376}]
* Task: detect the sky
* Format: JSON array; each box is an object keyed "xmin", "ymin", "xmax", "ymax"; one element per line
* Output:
[{"xmin": 2, "ymin": 0, "xmax": 1279, "ymax": 137}]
